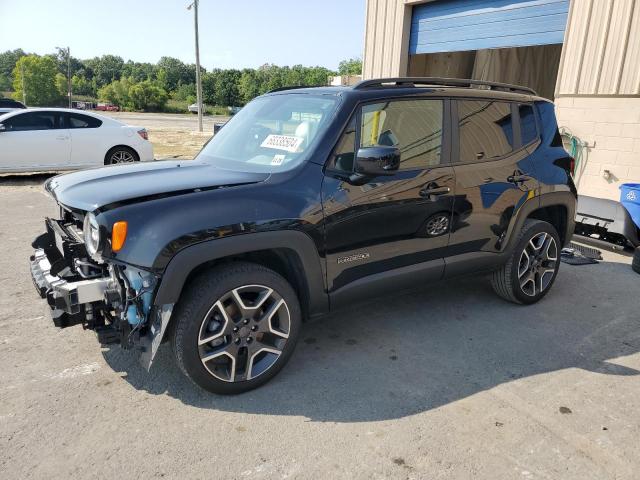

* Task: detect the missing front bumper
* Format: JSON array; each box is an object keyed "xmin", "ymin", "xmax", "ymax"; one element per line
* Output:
[{"xmin": 29, "ymin": 248, "xmax": 115, "ymax": 328}]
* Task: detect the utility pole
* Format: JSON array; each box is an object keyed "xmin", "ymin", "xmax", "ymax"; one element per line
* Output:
[
  {"xmin": 188, "ymin": 0, "xmax": 204, "ymax": 132},
  {"xmin": 66, "ymin": 47, "xmax": 72, "ymax": 108}
]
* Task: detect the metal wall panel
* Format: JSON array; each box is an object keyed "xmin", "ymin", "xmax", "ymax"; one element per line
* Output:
[
  {"xmin": 409, "ymin": 0, "xmax": 569, "ymax": 55},
  {"xmin": 557, "ymin": 0, "xmax": 640, "ymax": 95},
  {"xmin": 363, "ymin": 0, "xmax": 425, "ymax": 79}
]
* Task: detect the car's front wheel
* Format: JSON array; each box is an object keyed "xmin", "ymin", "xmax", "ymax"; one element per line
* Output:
[
  {"xmin": 171, "ymin": 262, "xmax": 301, "ymax": 394},
  {"xmin": 491, "ymin": 219, "xmax": 561, "ymax": 304}
]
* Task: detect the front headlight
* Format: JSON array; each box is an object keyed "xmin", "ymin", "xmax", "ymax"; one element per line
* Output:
[{"xmin": 83, "ymin": 212, "xmax": 102, "ymax": 258}]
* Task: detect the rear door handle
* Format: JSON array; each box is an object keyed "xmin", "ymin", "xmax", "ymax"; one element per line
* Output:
[
  {"xmin": 507, "ymin": 174, "xmax": 531, "ymax": 183},
  {"xmin": 56, "ymin": 135, "xmax": 69, "ymax": 140},
  {"xmin": 420, "ymin": 186, "xmax": 451, "ymax": 198}
]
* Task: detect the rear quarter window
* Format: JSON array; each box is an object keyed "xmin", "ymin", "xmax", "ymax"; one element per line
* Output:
[
  {"xmin": 519, "ymin": 104, "xmax": 538, "ymax": 145},
  {"xmin": 68, "ymin": 113, "xmax": 102, "ymax": 129}
]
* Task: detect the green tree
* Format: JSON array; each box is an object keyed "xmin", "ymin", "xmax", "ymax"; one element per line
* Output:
[
  {"xmin": 156, "ymin": 56, "xmax": 195, "ymax": 92},
  {"xmin": 12, "ymin": 55, "xmax": 61, "ymax": 106},
  {"xmin": 55, "ymin": 72, "xmax": 68, "ymax": 98},
  {"xmin": 85, "ymin": 55, "xmax": 125, "ymax": 87},
  {"xmin": 213, "ymin": 69, "xmax": 241, "ymax": 106},
  {"xmin": 201, "ymin": 70, "xmax": 219, "ymax": 105},
  {"xmin": 71, "ymin": 75, "xmax": 95, "ymax": 96},
  {"xmin": 122, "ymin": 60, "xmax": 155, "ymax": 83},
  {"xmin": 172, "ymin": 83, "xmax": 196, "ymax": 103},
  {"xmin": 128, "ymin": 80, "xmax": 168, "ymax": 111},
  {"xmin": 238, "ymin": 69, "xmax": 261, "ymax": 104},
  {"xmin": 97, "ymin": 77, "xmax": 134, "ymax": 107},
  {"xmin": 0, "ymin": 49, "xmax": 26, "ymax": 90},
  {"xmin": 0, "ymin": 74, "xmax": 11, "ymax": 91},
  {"xmin": 338, "ymin": 58, "xmax": 362, "ymax": 76}
]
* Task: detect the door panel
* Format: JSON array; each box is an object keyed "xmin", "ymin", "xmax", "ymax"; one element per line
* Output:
[
  {"xmin": 0, "ymin": 112, "xmax": 70, "ymax": 171},
  {"xmin": 448, "ymin": 100, "xmax": 538, "ymax": 256},
  {"xmin": 323, "ymin": 167, "xmax": 456, "ymax": 293},
  {"xmin": 322, "ymin": 97, "xmax": 455, "ymax": 297},
  {"xmin": 67, "ymin": 113, "xmax": 104, "ymax": 166}
]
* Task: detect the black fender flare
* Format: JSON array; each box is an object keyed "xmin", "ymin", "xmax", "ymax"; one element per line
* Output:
[
  {"xmin": 504, "ymin": 191, "xmax": 576, "ymax": 253},
  {"xmin": 153, "ymin": 230, "xmax": 329, "ymax": 317}
]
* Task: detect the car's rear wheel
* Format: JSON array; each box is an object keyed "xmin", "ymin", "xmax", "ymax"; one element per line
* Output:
[
  {"xmin": 491, "ymin": 219, "xmax": 561, "ymax": 304},
  {"xmin": 105, "ymin": 146, "xmax": 139, "ymax": 165},
  {"xmin": 171, "ymin": 262, "xmax": 301, "ymax": 394}
]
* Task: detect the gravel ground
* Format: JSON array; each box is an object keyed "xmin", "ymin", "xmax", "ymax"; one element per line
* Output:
[{"xmin": 1, "ymin": 178, "xmax": 639, "ymax": 479}]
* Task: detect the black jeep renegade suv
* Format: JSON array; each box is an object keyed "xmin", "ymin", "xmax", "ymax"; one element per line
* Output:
[{"xmin": 30, "ymin": 78, "xmax": 577, "ymax": 394}]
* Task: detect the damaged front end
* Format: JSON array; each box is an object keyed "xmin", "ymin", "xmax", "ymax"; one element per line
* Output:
[{"xmin": 29, "ymin": 212, "xmax": 172, "ymax": 370}]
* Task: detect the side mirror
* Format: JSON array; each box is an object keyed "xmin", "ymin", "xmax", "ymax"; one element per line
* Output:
[
  {"xmin": 354, "ymin": 145, "xmax": 400, "ymax": 177},
  {"xmin": 0, "ymin": 124, "xmax": 5, "ymax": 132}
]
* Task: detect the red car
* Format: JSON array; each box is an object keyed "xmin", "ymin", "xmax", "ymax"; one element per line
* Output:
[{"xmin": 94, "ymin": 103, "xmax": 119, "ymax": 112}]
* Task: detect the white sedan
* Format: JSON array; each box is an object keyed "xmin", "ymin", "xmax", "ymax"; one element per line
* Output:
[{"xmin": 0, "ymin": 108, "xmax": 154, "ymax": 173}]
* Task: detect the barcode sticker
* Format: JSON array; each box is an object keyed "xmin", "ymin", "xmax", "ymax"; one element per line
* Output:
[{"xmin": 261, "ymin": 134, "xmax": 303, "ymax": 152}]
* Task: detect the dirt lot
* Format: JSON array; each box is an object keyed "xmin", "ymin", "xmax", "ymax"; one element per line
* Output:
[
  {"xmin": 103, "ymin": 111, "xmax": 229, "ymax": 159},
  {"xmin": 1, "ymin": 178, "xmax": 639, "ymax": 479}
]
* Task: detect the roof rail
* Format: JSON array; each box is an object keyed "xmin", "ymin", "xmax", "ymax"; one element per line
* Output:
[
  {"xmin": 353, "ymin": 77, "xmax": 537, "ymax": 96},
  {"xmin": 267, "ymin": 85, "xmax": 312, "ymax": 93}
]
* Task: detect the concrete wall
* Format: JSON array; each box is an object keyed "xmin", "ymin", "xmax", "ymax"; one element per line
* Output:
[{"xmin": 556, "ymin": 97, "xmax": 640, "ymax": 199}]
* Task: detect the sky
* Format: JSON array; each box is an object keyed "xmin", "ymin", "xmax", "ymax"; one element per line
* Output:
[{"xmin": 0, "ymin": 0, "xmax": 365, "ymax": 70}]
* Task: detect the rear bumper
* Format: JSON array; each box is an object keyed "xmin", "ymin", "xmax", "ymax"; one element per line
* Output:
[{"xmin": 138, "ymin": 141, "xmax": 154, "ymax": 162}]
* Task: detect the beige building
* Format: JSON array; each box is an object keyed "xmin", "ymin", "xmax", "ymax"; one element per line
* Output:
[{"xmin": 362, "ymin": 0, "xmax": 640, "ymax": 201}]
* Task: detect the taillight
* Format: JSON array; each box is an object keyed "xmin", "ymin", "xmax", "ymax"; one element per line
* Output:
[
  {"xmin": 569, "ymin": 157, "xmax": 576, "ymax": 176},
  {"xmin": 137, "ymin": 129, "xmax": 148, "ymax": 140}
]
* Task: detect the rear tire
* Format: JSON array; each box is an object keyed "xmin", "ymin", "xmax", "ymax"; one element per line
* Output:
[
  {"xmin": 171, "ymin": 262, "xmax": 301, "ymax": 394},
  {"xmin": 491, "ymin": 219, "xmax": 561, "ymax": 304},
  {"xmin": 632, "ymin": 247, "xmax": 640, "ymax": 274},
  {"xmin": 105, "ymin": 146, "xmax": 139, "ymax": 165}
]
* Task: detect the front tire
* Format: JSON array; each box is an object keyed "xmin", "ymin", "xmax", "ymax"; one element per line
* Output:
[
  {"xmin": 171, "ymin": 262, "xmax": 301, "ymax": 394},
  {"xmin": 491, "ymin": 219, "xmax": 561, "ymax": 304}
]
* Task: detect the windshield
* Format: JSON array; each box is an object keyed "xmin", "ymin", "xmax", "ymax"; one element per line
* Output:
[{"xmin": 196, "ymin": 94, "xmax": 339, "ymax": 173}]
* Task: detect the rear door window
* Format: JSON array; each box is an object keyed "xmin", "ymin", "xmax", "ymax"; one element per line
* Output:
[{"xmin": 457, "ymin": 101, "xmax": 514, "ymax": 163}]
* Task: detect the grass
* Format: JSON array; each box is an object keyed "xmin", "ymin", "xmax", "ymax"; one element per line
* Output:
[{"xmin": 149, "ymin": 129, "xmax": 212, "ymax": 159}]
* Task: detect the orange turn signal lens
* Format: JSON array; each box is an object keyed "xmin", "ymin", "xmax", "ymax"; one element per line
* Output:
[{"xmin": 111, "ymin": 221, "xmax": 128, "ymax": 252}]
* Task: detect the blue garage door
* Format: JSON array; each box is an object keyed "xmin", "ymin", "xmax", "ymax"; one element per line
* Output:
[{"xmin": 410, "ymin": 0, "xmax": 569, "ymax": 55}]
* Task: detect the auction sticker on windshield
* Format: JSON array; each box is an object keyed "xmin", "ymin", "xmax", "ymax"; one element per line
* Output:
[
  {"xmin": 261, "ymin": 134, "xmax": 303, "ymax": 152},
  {"xmin": 271, "ymin": 154, "xmax": 286, "ymax": 166}
]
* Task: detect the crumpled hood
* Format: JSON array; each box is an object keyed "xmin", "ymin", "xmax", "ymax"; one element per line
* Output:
[{"xmin": 45, "ymin": 159, "xmax": 270, "ymax": 212}]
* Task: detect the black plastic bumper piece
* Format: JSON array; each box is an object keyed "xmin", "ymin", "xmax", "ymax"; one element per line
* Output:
[{"xmin": 95, "ymin": 325, "xmax": 121, "ymax": 345}]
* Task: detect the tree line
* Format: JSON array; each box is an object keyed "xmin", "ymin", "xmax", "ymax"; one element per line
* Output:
[{"xmin": 0, "ymin": 49, "xmax": 362, "ymax": 112}]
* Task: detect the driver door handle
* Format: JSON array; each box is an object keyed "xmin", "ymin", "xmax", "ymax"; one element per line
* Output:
[{"xmin": 420, "ymin": 185, "xmax": 450, "ymax": 198}]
